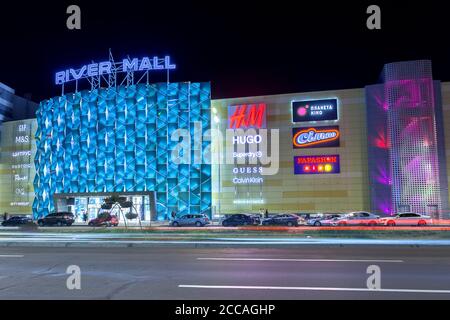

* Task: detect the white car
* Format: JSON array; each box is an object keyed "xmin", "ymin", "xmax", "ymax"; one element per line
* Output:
[
  {"xmin": 379, "ymin": 212, "xmax": 432, "ymax": 226},
  {"xmin": 333, "ymin": 211, "xmax": 380, "ymax": 226}
]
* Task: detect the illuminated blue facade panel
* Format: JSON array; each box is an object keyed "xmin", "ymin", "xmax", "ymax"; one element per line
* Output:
[{"xmin": 34, "ymin": 82, "xmax": 212, "ymax": 219}]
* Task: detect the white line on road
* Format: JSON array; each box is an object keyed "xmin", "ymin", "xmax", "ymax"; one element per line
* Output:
[
  {"xmin": 0, "ymin": 255, "xmax": 24, "ymax": 258},
  {"xmin": 178, "ymin": 285, "xmax": 450, "ymax": 294},
  {"xmin": 197, "ymin": 257, "xmax": 404, "ymax": 263}
]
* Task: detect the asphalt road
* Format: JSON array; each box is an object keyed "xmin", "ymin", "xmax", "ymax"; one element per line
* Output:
[{"xmin": 1, "ymin": 246, "xmax": 450, "ymax": 299}]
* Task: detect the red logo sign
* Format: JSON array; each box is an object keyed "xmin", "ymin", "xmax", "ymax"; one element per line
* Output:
[{"xmin": 228, "ymin": 104, "xmax": 266, "ymax": 129}]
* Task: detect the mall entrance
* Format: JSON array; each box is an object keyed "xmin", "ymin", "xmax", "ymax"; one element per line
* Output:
[{"xmin": 53, "ymin": 192, "xmax": 157, "ymax": 223}]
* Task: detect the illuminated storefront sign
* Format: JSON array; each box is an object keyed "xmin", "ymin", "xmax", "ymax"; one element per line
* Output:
[
  {"xmin": 292, "ymin": 126, "xmax": 340, "ymax": 148},
  {"xmin": 294, "ymin": 155, "xmax": 340, "ymax": 174},
  {"xmin": 55, "ymin": 55, "xmax": 176, "ymax": 85},
  {"xmin": 228, "ymin": 103, "xmax": 266, "ymax": 129},
  {"xmin": 232, "ymin": 134, "xmax": 262, "ymax": 144},
  {"xmin": 232, "ymin": 177, "xmax": 264, "ymax": 184},
  {"xmin": 292, "ymin": 99, "xmax": 338, "ymax": 122}
]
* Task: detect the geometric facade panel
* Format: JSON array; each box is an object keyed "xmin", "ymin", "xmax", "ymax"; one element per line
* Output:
[
  {"xmin": 33, "ymin": 82, "xmax": 212, "ymax": 220},
  {"xmin": 367, "ymin": 60, "xmax": 448, "ymax": 218}
]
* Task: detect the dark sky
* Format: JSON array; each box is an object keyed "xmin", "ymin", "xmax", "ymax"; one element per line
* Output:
[{"xmin": 1, "ymin": 1, "xmax": 450, "ymax": 102}]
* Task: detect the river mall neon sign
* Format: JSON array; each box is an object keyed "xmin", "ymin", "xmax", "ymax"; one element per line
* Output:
[{"xmin": 55, "ymin": 56, "xmax": 176, "ymax": 85}]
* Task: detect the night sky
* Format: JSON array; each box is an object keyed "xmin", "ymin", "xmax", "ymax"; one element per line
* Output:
[{"xmin": 1, "ymin": 1, "xmax": 449, "ymax": 102}]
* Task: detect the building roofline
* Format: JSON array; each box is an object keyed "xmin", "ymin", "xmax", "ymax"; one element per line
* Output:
[{"xmin": 0, "ymin": 82, "xmax": 15, "ymax": 94}]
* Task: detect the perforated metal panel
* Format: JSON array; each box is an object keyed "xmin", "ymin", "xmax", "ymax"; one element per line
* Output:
[{"xmin": 383, "ymin": 61, "xmax": 442, "ymax": 215}]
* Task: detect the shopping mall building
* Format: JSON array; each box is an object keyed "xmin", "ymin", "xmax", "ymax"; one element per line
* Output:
[{"xmin": 1, "ymin": 59, "xmax": 450, "ymax": 220}]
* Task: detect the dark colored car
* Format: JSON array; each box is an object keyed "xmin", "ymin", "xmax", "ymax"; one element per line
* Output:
[
  {"xmin": 1, "ymin": 216, "xmax": 33, "ymax": 227},
  {"xmin": 88, "ymin": 213, "xmax": 119, "ymax": 227},
  {"xmin": 37, "ymin": 212, "xmax": 75, "ymax": 226},
  {"xmin": 222, "ymin": 214, "xmax": 258, "ymax": 226},
  {"xmin": 262, "ymin": 214, "xmax": 299, "ymax": 227}
]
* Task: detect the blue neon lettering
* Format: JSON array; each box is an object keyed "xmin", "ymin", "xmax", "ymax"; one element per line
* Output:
[
  {"xmin": 165, "ymin": 56, "xmax": 176, "ymax": 69},
  {"xmin": 55, "ymin": 71, "xmax": 66, "ymax": 85},
  {"xmin": 98, "ymin": 62, "xmax": 111, "ymax": 75},
  {"xmin": 123, "ymin": 58, "xmax": 139, "ymax": 72},
  {"xmin": 297, "ymin": 130, "xmax": 337, "ymax": 144},
  {"xmin": 70, "ymin": 66, "xmax": 87, "ymax": 80},
  {"xmin": 153, "ymin": 56, "xmax": 163, "ymax": 69},
  {"xmin": 139, "ymin": 57, "xmax": 153, "ymax": 71},
  {"xmin": 55, "ymin": 56, "xmax": 176, "ymax": 85},
  {"xmin": 87, "ymin": 63, "xmax": 98, "ymax": 77}
]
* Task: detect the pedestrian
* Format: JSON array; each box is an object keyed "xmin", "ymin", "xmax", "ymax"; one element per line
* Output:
[
  {"xmin": 264, "ymin": 209, "xmax": 269, "ymax": 219},
  {"xmin": 3, "ymin": 212, "xmax": 7, "ymax": 221},
  {"xmin": 82, "ymin": 212, "xmax": 88, "ymax": 223}
]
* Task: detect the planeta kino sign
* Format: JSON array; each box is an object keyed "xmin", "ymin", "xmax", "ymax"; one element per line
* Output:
[{"xmin": 55, "ymin": 55, "xmax": 176, "ymax": 85}]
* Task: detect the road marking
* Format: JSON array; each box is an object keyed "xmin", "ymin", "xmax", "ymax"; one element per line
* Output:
[
  {"xmin": 0, "ymin": 255, "xmax": 24, "ymax": 258},
  {"xmin": 197, "ymin": 257, "xmax": 404, "ymax": 263},
  {"xmin": 178, "ymin": 285, "xmax": 450, "ymax": 294}
]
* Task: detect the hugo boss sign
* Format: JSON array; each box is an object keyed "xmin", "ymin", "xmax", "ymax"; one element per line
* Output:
[
  {"xmin": 292, "ymin": 99, "xmax": 338, "ymax": 122},
  {"xmin": 292, "ymin": 126, "xmax": 340, "ymax": 148}
]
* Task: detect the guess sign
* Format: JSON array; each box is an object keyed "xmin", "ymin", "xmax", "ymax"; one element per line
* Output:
[
  {"xmin": 228, "ymin": 104, "xmax": 267, "ymax": 129},
  {"xmin": 292, "ymin": 126, "xmax": 340, "ymax": 148}
]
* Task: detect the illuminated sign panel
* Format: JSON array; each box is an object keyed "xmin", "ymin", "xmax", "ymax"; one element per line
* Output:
[
  {"xmin": 292, "ymin": 126, "xmax": 340, "ymax": 148},
  {"xmin": 292, "ymin": 99, "xmax": 338, "ymax": 122},
  {"xmin": 228, "ymin": 104, "xmax": 267, "ymax": 129},
  {"xmin": 55, "ymin": 55, "xmax": 176, "ymax": 85},
  {"xmin": 294, "ymin": 155, "xmax": 340, "ymax": 174}
]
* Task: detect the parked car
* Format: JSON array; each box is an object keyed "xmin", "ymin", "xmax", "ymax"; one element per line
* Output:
[
  {"xmin": 250, "ymin": 214, "xmax": 262, "ymax": 225},
  {"xmin": 88, "ymin": 213, "xmax": 119, "ymax": 227},
  {"xmin": 379, "ymin": 212, "xmax": 432, "ymax": 226},
  {"xmin": 295, "ymin": 213, "xmax": 317, "ymax": 225},
  {"xmin": 334, "ymin": 211, "xmax": 380, "ymax": 226},
  {"xmin": 222, "ymin": 214, "xmax": 258, "ymax": 226},
  {"xmin": 262, "ymin": 214, "xmax": 299, "ymax": 226},
  {"xmin": 307, "ymin": 213, "xmax": 342, "ymax": 226},
  {"xmin": 1, "ymin": 216, "xmax": 33, "ymax": 227},
  {"xmin": 37, "ymin": 212, "xmax": 75, "ymax": 226},
  {"xmin": 171, "ymin": 214, "xmax": 210, "ymax": 227}
]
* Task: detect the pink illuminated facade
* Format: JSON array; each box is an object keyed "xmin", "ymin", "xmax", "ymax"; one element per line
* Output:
[{"xmin": 366, "ymin": 60, "xmax": 449, "ymax": 218}]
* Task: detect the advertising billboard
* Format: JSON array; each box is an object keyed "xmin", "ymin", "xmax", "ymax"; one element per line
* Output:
[
  {"xmin": 294, "ymin": 155, "xmax": 340, "ymax": 174},
  {"xmin": 292, "ymin": 99, "xmax": 338, "ymax": 122},
  {"xmin": 292, "ymin": 126, "xmax": 340, "ymax": 148}
]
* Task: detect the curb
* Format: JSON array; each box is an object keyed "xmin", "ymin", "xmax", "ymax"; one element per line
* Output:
[{"xmin": 0, "ymin": 240, "xmax": 448, "ymax": 249}]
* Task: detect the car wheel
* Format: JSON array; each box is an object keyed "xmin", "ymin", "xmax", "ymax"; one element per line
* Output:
[
  {"xmin": 243, "ymin": 221, "xmax": 249, "ymax": 226},
  {"xmin": 172, "ymin": 221, "xmax": 179, "ymax": 227},
  {"xmin": 56, "ymin": 221, "xmax": 62, "ymax": 227},
  {"xmin": 38, "ymin": 221, "xmax": 44, "ymax": 226},
  {"xmin": 314, "ymin": 221, "xmax": 321, "ymax": 226},
  {"xmin": 387, "ymin": 221, "xmax": 395, "ymax": 227},
  {"xmin": 195, "ymin": 221, "xmax": 202, "ymax": 227},
  {"xmin": 418, "ymin": 220, "xmax": 426, "ymax": 227},
  {"xmin": 287, "ymin": 221, "xmax": 293, "ymax": 227},
  {"xmin": 222, "ymin": 221, "xmax": 228, "ymax": 227}
]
